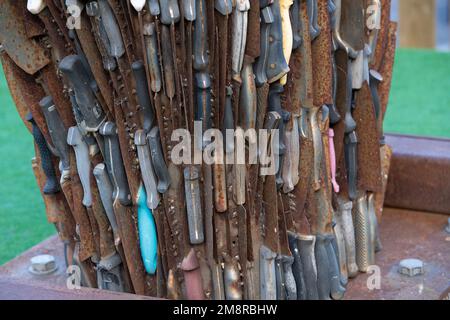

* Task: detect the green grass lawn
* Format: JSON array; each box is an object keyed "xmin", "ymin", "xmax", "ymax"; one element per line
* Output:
[
  {"xmin": 384, "ymin": 49, "xmax": 450, "ymax": 137},
  {"xmin": 0, "ymin": 48, "xmax": 449, "ymax": 265},
  {"xmin": 0, "ymin": 67, "xmax": 55, "ymax": 265}
]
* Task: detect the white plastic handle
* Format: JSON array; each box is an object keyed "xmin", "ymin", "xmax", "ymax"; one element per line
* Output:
[{"xmin": 27, "ymin": 0, "xmax": 46, "ymax": 14}]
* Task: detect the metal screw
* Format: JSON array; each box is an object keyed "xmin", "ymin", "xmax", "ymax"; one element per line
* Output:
[
  {"xmin": 28, "ymin": 255, "xmax": 57, "ymax": 275},
  {"xmin": 398, "ymin": 258, "xmax": 424, "ymax": 277}
]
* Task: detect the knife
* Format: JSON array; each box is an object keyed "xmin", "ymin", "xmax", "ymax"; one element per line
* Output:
[
  {"xmin": 239, "ymin": 56, "xmax": 258, "ymax": 131},
  {"xmin": 181, "ymin": 249, "xmax": 205, "ymax": 300},
  {"xmin": 288, "ymin": 232, "xmax": 306, "ymax": 300},
  {"xmin": 131, "ymin": 61, "xmax": 156, "ymax": 133},
  {"xmin": 231, "ymin": 0, "xmax": 250, "ymax": 82},
  {"xmin": 184, "ymin": 166, "xmax": 204, "ymax": 245},
  {"xmin": 143, "ymin": 22, "xmax": 162, "ymax": 93},
  {"xmin": 59, "ymin": 55, "xmax": 106, "ymax": 132},
  {"xmin": 26, "ymin": 113, "xmax": 60, "ymax": 194},
  {"xmin": 159, "ymin": 0, "xmax": 181, "ymax": 25},
  {"xmin": 282, "ymin": 115, "xmax": 300, "ymax": 193},
  {"xmin": 336, "ymin": 196, "xmax": 358, "ymax": 278},
  {"xmin": 307, "ymin": 0, "xmax": 321, "ymax": 40},
  {"xmin": 67, "ymin": 126, "xmax": 92, "ymax": 207},
  {"xmin": 39, "ymin": 96, "xmax": 70, "ymax": 179},
  {"xmin": 325, "ymin": 234, "xmax": 346, "ymax": 299},
  {"xmin": 137, "ymin": 185, "xmax": 158, "ymax": 274},
  {"xmin": 193, "ymin": 0, "xmax": 212, "ymax": 131},
  {"xmin": 148, "ymin": 0, "xmax": 160, "ymax": 16},
  {"xmin": 148, "ymin": 127, "xmax": 171, "ymax": 194},
  {"xmin": 182, "ymin": 0, "xmax": 196, "ymax": 21},
  {"xmin": 290, "ymin": 0, "xmax": 302, "ymax": 50},
  {"xmin": 298, "ymin": 234, "xmax": 319, "ymax": 300},
  {"xmin": 353, "ymin": 193, "xmax": 371, "ymax": 272},
  {"xmin": 254, "ymin": 2, "xmax": 274, "ymax": 86},
  {"xmin": 265, "ymin": 0, "xmax": 290, "ymax": 83},
  {"xmin": 135, "ymin": 130, "xmax": 160, "ymax": 209},
  {"xmin": 279, "ymin": 0, "xmax": 294, "ymax": 86},
  {"xmin": 99, "ymin": 122, "xmax": 132, "ymax": 206},
  {"xmin": 97, "ymin": 0, "xmax": 125, "ymax": 58},
  {"xmin": 93, "ymin": 163, "xmax": 120, "ymax": 245}
]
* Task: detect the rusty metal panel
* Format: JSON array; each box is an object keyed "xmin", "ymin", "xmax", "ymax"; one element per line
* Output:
[
  {"xmin": 385, "ymin": 134, "xmax": 450, "ymax": 214},
  {"xmin": 345, "ymin": 207, "xmax": 450, "ymax": 300},
  {"xmin": 0, "ymin": 1, "xmax": 50, "ymax": 75}
]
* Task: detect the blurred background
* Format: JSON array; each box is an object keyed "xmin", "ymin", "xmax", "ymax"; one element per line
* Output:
[{"xmin": 0, "ymin": 0, "xmax": 449, "ymax": 265}]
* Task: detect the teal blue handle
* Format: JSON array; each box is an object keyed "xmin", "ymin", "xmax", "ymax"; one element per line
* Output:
[{"xmin": 137, "ymin": 186, "xmax": 158, "ymax": 275}]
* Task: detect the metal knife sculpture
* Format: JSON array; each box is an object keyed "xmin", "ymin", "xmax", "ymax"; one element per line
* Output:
[{"xmin": 0, "ymin": 0, "xmax": 396, "ymax": 300}]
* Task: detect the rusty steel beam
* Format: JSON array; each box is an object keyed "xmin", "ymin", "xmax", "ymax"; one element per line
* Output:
[
  {"xmin": 0, "ymin": 276, "xmax": 157, "ymax": 300},
  {"xmin": 385, "ymin": 134, "xmax": 450, "ymax": 214}
]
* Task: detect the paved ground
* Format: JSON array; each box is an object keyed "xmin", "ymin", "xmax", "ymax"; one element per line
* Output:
[{"xmin": 0, "ymin": 208, "xmax": 448, "ymax": 300}]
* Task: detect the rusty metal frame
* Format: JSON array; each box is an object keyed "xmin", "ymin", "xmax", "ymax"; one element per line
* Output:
[{"xmin": 384, "ymin": 133, "xmax": 450, "ymax": 214}]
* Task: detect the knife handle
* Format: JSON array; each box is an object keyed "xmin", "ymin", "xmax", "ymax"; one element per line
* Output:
[
  {"xmin": 159, "ymin": 0, "xmax": 181, "ymax": 25},
  {"xmin": 332, "ymin": 217, "xmax": 349, "ymax": 286},
  {"xmin": 266, "ymin": 0, "xmax": 290, "ymax": 83},
  {"xmin": 290, "ymin": 0, "xmax": 302, "ymax": 49},
  {"xmin": 182, "ymin": 0, "xmax": 196, "ymax": 21},
  {"xmin": 306, "ymin": 0, "xmax": 321, "ymax": 40},
  {"xmin": 148, "ymin": 127, "xmax": 171, "ymax": 194},
  {"xmin": 143, "ymin": 23, "xmax": 162, "ymax": 93},
  {"xmin": 254, "ymin": 5, "xmax": 274, "ymax": 86},
  {"xmin": 281, "ymin": 255, "xmax": 297, "ymax": 300},
  {"xmin": 239, "ymin": 58, "xmax": 257, "ymax": 131},
  {"xmin": 148, "ymin": 0, "xmax": 160, "ymax": 16},
  {"xmin": 275, "ymin": 255, "xmax": 285, "ymax": 300},
  {"xmin": 215, "ymin": 0, "xmax": 233, "ymax": 15},
  {"xmin": 260, "ymin": 245, "xmax": 277, "ymax": 300},
  {"xmin": 369, "ymin": 69, "xmax": 385, "ymax": 144},
  {"xmin": 224, "ymin": 260, "xmax": 243, "ymax": 300},
  {"xmin": 287, "ymin": 232, "xmax": 306, "ymax": 300},
  {"xmin": 279, "ymin": 0, "xmax": 293, "ymax": 85},
  {"xmin": 195, "ymin": 73, "xmax": 212, "ymax": 131},
  {"xmin": 59, "ymin": 55, "xmax": 106, "ymax": 132},
  {"xmin": 298, "ymin": 234, "xmax": 319, "ymax": 300},
  {"xmin": 344, "ymin": 131, "xmax": 358, "ymax": 201},
  {"xmin": 135, "ymin": 130, "xmax": 160, "ymax": 209},
  {"xmin": 39, "ymin": 96, "xmax": 70, "ymax": 172},
  {"xmin": 231, "ymin": 0, "xmax": 250, "ymax": 81},
  {"xmin": 99, "ymin": 122, "xmax": 132, "ymax": 206},
  {"xmin": 213, "ymin": 163, "xmax": 228, "ymax": 213},
  {"xmin": 181, "ymin": 249, "xmax": 205, "ymax": 300},
  {"xmin": 193, "ymin": 0, "xmax": 209, "ymax": 71},
  {"xmin": 332, "ymin": 0, "xmax": 358, "ymax": 58},
  {"xmin": 328, "ymin": 128, "xmax": 340, "ymax": 193},
  {"xmin": 325, "ymin": 234, "xmax": 346, "ymax": 300},
  {"xmin": 223, "ymin": 86, "xmax": 234, "ymax": 154},
  {"xmin": 315, "ymin": 234, "xmax": 332, "ymax": 300},
  {"xmin": 132, "ymin": 61, "xmax": 156, "ymax": 133},
  {"xmin": 184, "ymin": 166, "xmax": 204, "ymax": 245},
  {"xmin": 310, "ymin": 107, "xmax": 323, "ymax": 191},
  {"xmin": 354, "ymin": 194, "xmax": 370, "ymax": 272},
  {"xmin": 97, "ymin": 0, "xmax": 125, "ymax": 58},
  {"xmin": 67, "ymin": 126, "xmax": 92, "ymax": 207},
  {"xmin": 337, "ymin": 198, "xmax": 358, "ymax": 278},
  {"xmin": 282, "ymin": 116, "xmax": 300, "ymax": 193},
  {"xmin": 26, "ymin": 113, "xmax": 60, "ymax": 194},
  {"xmin": 93, "ymin": 163, "xmax": 120, "ymax": 245},
  {"xmin": 137, "ymin": 186, "xmax": 158, "ymax": 275}
]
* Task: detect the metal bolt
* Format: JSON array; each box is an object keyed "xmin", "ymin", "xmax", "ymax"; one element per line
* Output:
[
  {"xmin": 398, "ymin": 258, "xmax": 424, "ymax": 277},
  {"xmin": 28, "ymin": 255, "xmax": 57, "ymax": 275}
]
